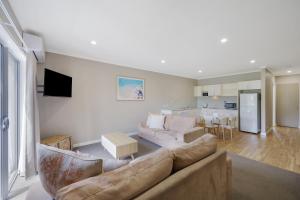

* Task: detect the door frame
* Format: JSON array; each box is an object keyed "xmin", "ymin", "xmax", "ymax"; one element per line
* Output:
[{"xmin": 0, "ymin": 44, "xmax": 9, "ymax": 200}]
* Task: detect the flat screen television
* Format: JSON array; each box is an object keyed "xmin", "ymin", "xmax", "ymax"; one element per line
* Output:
[{"xmin": 43, "ymin": 68, "xmax": 72, "ymax": 97}]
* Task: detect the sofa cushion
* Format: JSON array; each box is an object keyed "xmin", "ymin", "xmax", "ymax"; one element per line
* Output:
[
  {"xmin": 38, "ymin": 144, "xmax": 102, "ymax": 198},
  {"xmin": 56, "ymin": 148, "xmax": 174, "ymax": 200},
  {"xmin": 103, "ymin": 159, "xmax": 130, "ymax": 172},
  {"xmin": 164, "ymin": 115, "xmax": 196, "ymax": 132},
  {"xmin": 76, "ymin": 150, "xmax": 129, "ymax": 172},
  {"xmin": 170, "ymin": 134, "xmax": 217, "ymax": 172},
  {"xmin": 146, "ymin": 113, "xmax": 165, "ymax": 129}
]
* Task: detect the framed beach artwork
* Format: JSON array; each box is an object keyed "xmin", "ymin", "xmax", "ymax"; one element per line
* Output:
[{"xmin": 117, "ymin": 76, "xmax": 145, "ymax": 100}]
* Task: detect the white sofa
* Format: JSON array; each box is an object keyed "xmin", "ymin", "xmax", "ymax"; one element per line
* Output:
[{"xmin": 138, "ymin": 115, "xmax": 204, "ymax": 147}]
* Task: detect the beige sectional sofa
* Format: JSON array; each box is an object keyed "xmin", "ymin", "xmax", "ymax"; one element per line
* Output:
[
  {"xmin": 138, "ymin": 115, "xmax": 204, "ymax": 147},
  {"xmin": 49, "ymin": 134, "xmax": 231, "ymax": 200}
]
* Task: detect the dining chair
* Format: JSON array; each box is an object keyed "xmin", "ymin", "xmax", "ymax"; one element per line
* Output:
[
  {"xmin": 220, "ymin": 117, "xmax": 236, "ymax": 141},
  {"xmin": 202, "ymin": 116, "xmax": 219, "ymax": 135}
]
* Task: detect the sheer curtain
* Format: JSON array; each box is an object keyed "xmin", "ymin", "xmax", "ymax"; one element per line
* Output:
[{"xmin": 18, "ymin": 52, "xmax": 40, "ymax": 178}]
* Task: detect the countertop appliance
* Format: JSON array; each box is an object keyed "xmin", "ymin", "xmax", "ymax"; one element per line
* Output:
[
  {"xmin": 224, "ymin": 102, "xmax": 237, "ymax": 110},
  {"xmin": 239, "ymin": 93, "xmax": 261, "ymax": 134}
]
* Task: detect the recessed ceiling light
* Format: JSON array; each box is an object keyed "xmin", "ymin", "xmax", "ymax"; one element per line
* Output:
[
  {"xmin": 220, "ymin": 38, "xmax": 228, "ymax": 44},
  {"xmin": 250, "ymin": 60, "xmax": 256, "ymax": 64},
  {"xmin": 198, "ymin": 70, "xmax": 203, "ymax": 73},
  {"xmin": 161, "ymin": 60, "xmax": 166, "ymax": 64},
  {"xmin": 90, "ymin": 40, "xmax": 97, "ymax": 45},
  {"xmin": 287, "ymin": 70, "xmax": 292, "ymax": 73}
]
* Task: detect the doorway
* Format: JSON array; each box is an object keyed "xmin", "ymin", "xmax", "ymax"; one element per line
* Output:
[{"xmin": 276, "ymin": 83, "xmax": 299, "ymax": 128}]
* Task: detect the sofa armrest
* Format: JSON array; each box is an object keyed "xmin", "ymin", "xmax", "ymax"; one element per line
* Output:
[
  {"xmin": 226, "ymin": 157, "xmax": 232, "ymax": 200},
  {"xmin": 138, "ymin": 122, "xmax": 148, "ymax": 133},
  {"xmin": 138, "ymin": 121, "xmax": 147, "ymax": 129},
  {"xmin": 177, "ymin": 127, "xmax": 205, "ymax": 143},
  {"xmin": 38, "ymin": 144, "xmax": 102, "ymax": 198}
]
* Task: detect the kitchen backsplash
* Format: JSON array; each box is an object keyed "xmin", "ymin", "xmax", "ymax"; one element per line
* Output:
[{"xmin": 197, "ymin": 96, "xmax": 238, "ymax": 109}]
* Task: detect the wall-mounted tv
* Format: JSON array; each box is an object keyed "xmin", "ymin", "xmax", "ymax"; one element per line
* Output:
[{"xmin": 43, "ymin": 68, "xmax": 72, "ymax": 97}]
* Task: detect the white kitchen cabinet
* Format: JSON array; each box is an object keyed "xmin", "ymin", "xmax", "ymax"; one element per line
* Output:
[
  {"xmin": 202, "ymin": 85, "xmax": 221, "ymax": 96},
  {"xmin": 197, "ymin": 84, "xmax": 222, "ymax": 96},
  {"xmin": 194, "ymin": 86, "xmax": 202, "ymax": 97},
  {"xmin": 207, "ymin": 85, "xmax": 215, "ymax": 96},
  {"xmin": 195, "ymin": 80, "xmax": 261, "ymax": 97},
  {"xmin": 213, "ymin": 85, "xmax": 222, "ymax": 96},
  {"xmin": 202, "ymin": 85, "xmax": 209, "ymax": 93},
  {"xmin": 248, "ymin": 80, "xmax": 261, "ymax": 89},
  {"xmin": 238, "ymin": 80, "xmax": 261, "ymax": 90},
  {"xmin": 222, "ymin": 83, "xmax": 238, "ymax": 96}
]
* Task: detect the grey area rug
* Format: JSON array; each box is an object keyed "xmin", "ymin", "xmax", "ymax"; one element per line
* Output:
[
  {"xmin": 26, "ymin": 136, "xmax": 300, "ymax": 200},
  {"xmin": 74, "ymin": 135, "xmax": 160, "ymax": 159}
]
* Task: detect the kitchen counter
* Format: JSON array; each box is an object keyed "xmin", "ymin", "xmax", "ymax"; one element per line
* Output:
[
  {"xmin": 161, "ymin": 108, "xmax": 238, "ymax": 128},
  {"xmin": 202, "ymin": 107, "xmax": 237, "ymax": 110},
  {"xmin": 201, "ymin": 108, "xmax": 238, "ymax": 127},
  {"xmin": 161, "ymin": 108, "xmax": 200, "ymax": 116}
]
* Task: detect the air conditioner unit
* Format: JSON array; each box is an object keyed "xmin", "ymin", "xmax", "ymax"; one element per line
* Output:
[{"xmin": 23, "ymin": 32, "xmax": 45, "ymax": 63}]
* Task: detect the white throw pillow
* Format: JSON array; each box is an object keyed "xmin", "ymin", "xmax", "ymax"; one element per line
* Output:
[{"xmin": 146, "ymin": 113, "xmax": 165, "ymax": 129}]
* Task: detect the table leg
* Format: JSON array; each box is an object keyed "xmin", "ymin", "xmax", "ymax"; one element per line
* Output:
[{"xmin": 131, "ymin": 154, "xmax": 135, "ymax": 160}]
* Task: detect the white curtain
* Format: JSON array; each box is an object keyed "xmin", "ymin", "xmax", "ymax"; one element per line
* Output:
[{"xmin": 18, "ymin": 52, "xmax": 40, "ymax": 178}]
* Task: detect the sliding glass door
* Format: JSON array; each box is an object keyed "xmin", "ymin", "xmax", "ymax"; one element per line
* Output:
[
  {"xmin": 7, "ymin": 52, "xmax": 19, "ymax": 189},
  {"xmin": 0, "ymin": 44, "xmax": 9, "ymax": 200},
  {"xmin": 0, "ymin": 44, "xmax": 20, "ymax": 200}
]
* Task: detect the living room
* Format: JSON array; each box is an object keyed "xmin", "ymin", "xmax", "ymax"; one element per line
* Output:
[{"xmin": 0, "ymin": 0, "xmax": 300, "ymax": 200}]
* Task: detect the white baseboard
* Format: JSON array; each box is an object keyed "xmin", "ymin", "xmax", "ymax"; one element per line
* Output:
[{"xmin": 73, "ymin": 132, "xmax": 138, "ymax": 148}]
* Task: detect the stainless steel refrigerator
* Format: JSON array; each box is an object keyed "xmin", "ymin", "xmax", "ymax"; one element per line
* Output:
[{"xmin": 239, "ymin": 93, "xmax": 261, "ymax": 134}]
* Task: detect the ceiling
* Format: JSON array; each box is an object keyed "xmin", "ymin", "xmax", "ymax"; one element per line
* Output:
[{"xmin": 8, "ymin": 0, "xmax": 300, "ymax": 79}]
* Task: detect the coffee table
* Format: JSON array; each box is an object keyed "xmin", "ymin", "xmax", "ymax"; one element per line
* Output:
[{"xmin": 101, "ymin": 132, "xmax": 138, "ymax": 160}]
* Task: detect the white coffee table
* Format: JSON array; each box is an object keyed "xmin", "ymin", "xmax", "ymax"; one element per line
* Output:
[{"xmin": 101, "ymin": 132, "xmax": 138, "ymax": 160}]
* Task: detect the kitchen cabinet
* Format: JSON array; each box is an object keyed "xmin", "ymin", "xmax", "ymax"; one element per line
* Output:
[
  {"xmin": 222, "ymin": 83, "xmax": 238, "ymax": 96},
  {"xmin": 195, "ymin": 80, "xmax": 261, "ymax": 97},
  {"xmin": 194, "ymin": 86, "xmax": 202, "ymax": 97},
  {"xmin": 202, "ymin": 85, "xmax": 221, "ymax": 96},
  {"xmin": 238, "ymin": 80, "xmax": 261, "ymax": 90},
  {"xmin": 213, "ymin": 85, "xmax": 222, "ymax": 96}
]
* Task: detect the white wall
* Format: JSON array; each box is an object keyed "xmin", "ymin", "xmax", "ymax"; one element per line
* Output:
[
  {"xmin": 37, "ymin": 53, "xmax": 197, "ymax": 144},
  {"xmin": 275, "ymin": 75, "xmax": 300, "ymax": 127},
  {"xmin": 261, "ymin": 69, "xmax": 274, "ymax": 134}
]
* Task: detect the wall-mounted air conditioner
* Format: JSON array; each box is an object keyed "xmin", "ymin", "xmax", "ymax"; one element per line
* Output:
[{"xmin": 23, "ymin": 32, "xmax": 45, "ymax": 63}]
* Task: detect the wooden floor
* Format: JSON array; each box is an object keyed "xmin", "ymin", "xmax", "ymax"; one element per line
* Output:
[{"xmin": 216, "ymin": 126, "xmax": 300, "ymax": 174}]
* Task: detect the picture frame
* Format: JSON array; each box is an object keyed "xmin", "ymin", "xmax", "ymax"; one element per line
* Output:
[{"xmin": 117, "ymin": 76, "xmax": 145, "ymax": 101}]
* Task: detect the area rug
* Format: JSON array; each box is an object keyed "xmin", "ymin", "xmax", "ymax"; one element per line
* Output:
[{"xmin": 24, "ymin": 136, "xmax": 300, "ymax": 200}]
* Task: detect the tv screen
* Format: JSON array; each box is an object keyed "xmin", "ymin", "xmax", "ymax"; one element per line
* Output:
[{"xmin": 43, "ymin": 68, "xmax": 72, "ymax": 97}]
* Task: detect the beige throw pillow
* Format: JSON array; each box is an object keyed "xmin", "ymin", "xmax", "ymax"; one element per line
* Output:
[{"xmin": 170, "ymin": 134, "xmax": 217, "ymax": 172}]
